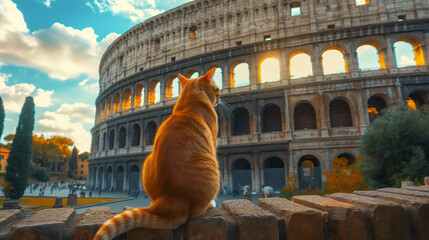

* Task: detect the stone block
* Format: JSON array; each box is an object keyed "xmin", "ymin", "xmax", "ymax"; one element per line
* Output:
[
  {"xmin": 74, "ymin": 207, "xmax": 116, "ymax": 240},
  {"xmin": 292, "ymin": 195, "xmax": 367, "ymax": 240},
  {"xmin": 354, "ymin": 190, "xmax": 429, "ymax": 240},
  {"xmin": 67, "ymin": 194, "xmax": 78, "ymax": 205},
  {"xmin": 378, "ymin": 187, "xmax": 429, "ymax": 198},
  {"xmin": 258, "ymin": 197, "xmax": 325, "ymax": 240},
  {"xmin": 328, "ymin": 193, "xmax": 411, "ymax": 240},
  {"xmin": 222, "ymin": 199, "xmax": 278, "ymax": 240},
  {"xmin": 8, "ymin": 208, "xmax": 75, "ymax": 240},
  {"xmin": 401, "ymin": 181, "xmax": 415, "ymax": 188},
  {"xmin": 0, "ymin": 209, "xmax": 25, "ymax": 239},
  {"xmin": 186, "ymin": 208, "xmax": 228, "ymax": 240},
  {"xmin": 53, "ymin": 197, "xmax": 63, "ymax": 208},
  {"xmin": 404, "ymin": 185, "xmax": 429, "ymax": 193},
  {"xmin": 128, "ymin": 228, "xmax": 175, "ymax": 240}
]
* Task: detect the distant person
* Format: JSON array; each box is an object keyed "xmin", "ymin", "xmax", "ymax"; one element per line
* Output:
[
  {"xmin": 89, "ymin": 190, "xmax": 92, "ymax": 197},
  {"xmin": 98, "ymin": 188, "xmax": 101, "ymax": 197}
]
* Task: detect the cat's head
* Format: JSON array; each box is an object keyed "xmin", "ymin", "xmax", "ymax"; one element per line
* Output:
[{"xmin": 177, "ymin": 67, "xmax": 220, "ymax": 105}]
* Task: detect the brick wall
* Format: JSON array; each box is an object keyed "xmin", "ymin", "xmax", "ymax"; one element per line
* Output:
[{"xmin": 1, "ymin": 185, "xmax": 428, "ymax": 240}]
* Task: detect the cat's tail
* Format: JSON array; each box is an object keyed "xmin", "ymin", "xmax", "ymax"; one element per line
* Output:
[{"xmin": 93, "ymin": 200, "xmax": 187, "ymax": 240}]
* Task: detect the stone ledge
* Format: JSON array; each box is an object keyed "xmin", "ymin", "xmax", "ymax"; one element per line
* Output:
[{"xmin": 0, "ymin": 185, "xmax": 428, "ymax": 240}]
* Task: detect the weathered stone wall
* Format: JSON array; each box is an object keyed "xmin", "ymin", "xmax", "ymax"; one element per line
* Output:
[{"xmin": 1, "ymin": 185, "xmax": 428, "ymax": 240}]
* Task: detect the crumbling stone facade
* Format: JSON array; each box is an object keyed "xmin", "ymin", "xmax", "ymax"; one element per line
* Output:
[{"xmin": 88, "ymin": 0, "xmax": 429, "ymax": 193}]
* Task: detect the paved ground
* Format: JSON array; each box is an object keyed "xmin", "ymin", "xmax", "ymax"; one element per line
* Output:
[{"xmin": 0, "ymin": 184, "xmax": 266, "ymax": 213}]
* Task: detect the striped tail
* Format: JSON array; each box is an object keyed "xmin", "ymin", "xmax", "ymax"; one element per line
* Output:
[{"xmin": 93, "ymin": 206, "xmax": 186, "ymax": 240}]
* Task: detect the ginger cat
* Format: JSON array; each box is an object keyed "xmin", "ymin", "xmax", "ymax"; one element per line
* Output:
[{"xmin": 94, "ymin": 67, "xmax": 220, "ymax": 240}]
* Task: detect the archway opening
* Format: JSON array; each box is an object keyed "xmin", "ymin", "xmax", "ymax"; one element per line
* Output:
[
  {"xmin": 260, "ymin": 57, "xmax": 280, "ymax": 83},
  {"xmin": 171, "ymin": 77, "xmax": 180, "ymax": 98},
  {"xmin": 118, "ymin": 127, "xmax": 126, "ymax": 148},
  {"xmin": 298, "ymin": 155, "xmax": 322, "ymax": 189},
  {"xmin": 232, "ymin": 158, "xmax": 252, "ymax": 193},
  {"xmin": 129, "ymin": 165, "xmax": 140, "ymax": 192},
  {"xmin": 149, "ymin": 80, "xmax": 161, "ymax": 104},
  {"xmin": 116, "ymin": 166, "xmax": 124, "ymax": 191},
  {"xmin": 329, "ymin": 99, "xmax": 353, "ymax": 127},
  {"xmin": 394, "ymin": 38, "xmax": 425, "ymax": 68},
  {"xmin": 113, "ymin": 93, "xmax": 120, "ymax": 113},
  {"xmin": 107, "ymin": 97, "xmax": 112, "ymax": 116},
  {"xmin": 263, "ymin": 157, "xmax": 285, "ymax": 191},
  {"xmin": 367, "ymin": 96, "xmax": 387, "ymax": 122},
  {"xmin": 357, "ymin": 44, "xmax": 382, "ymax": 71},
  {"xmin": 294, "ymin": 102, "xmax": 317, "ymax": 130},
  {"xmin": 106, "ymin": 167, "xmax": 113, "ymax": 191},
  {"xmin": 290, "ymin": 52, "xmax": 313, "ymax": 79},
  {"xmin": 262, "ymin": 104, "xmax": 282, "ymax": 133},
  {"xmin": 213, "ymin": 67, "xmax": 223, "ymax": 90},
  {"xmin": 146, "ymin": 121, "xmax": 157, "ymax": 145},
  {"xmin": 407, "ymin": 91, "xmax": 427, "ymax": 111},
  {"xmin": 233, "ymin": 107, "xmax": 250, "ymax": 136},
  {"xmin": 232, "ymin": 62, "xmax": 250, "ymax": 87},
  {"xmin": 134, "ymin": 84, "xmax": 144, "ymax": 107},
  {"xmin": 109, "ymin": 130, "xmax": 115, "ymax": 150},
  {"xmin": 337, "ymin": 153, "xmax": 356, "ymax": 165},
  {"xmin": 322, "ymin": 49, "xmax": 347, "ymax": 75},
  {"xmin": 122, "ymin": 89, "xmax": 131, "ymax": 111},
  {"xmin": 101, "ymin": 132, "xmax": 106, "ymax": 151},
  {"xmin": 98, "ymin": 167, "xmax": 103, "ymax": 189},
  {"xmin": 131, "ymin": 124, "xmax": 141, "ymax": 146}
]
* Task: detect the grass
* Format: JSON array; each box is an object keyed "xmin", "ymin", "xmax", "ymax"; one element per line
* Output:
[{"xmin": 0, "ymin": 197, "xmax": 126, "ymax": 213}]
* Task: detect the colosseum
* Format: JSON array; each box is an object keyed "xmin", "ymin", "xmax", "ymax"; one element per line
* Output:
[{"xmin": 88, "ymin": 0, "xmax": 429, "ymax": 194}]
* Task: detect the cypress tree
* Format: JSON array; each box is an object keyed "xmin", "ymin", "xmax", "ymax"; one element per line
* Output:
[
  {"xmin": 3, "ymin": 96, "xmax": 35, "ymax": 200},
  {"xmin": 69, "ymin": 146, "xmax": 78, "ymax": 174},
  {"xmin": 0, "ymin": 97, "xmax": 4, "ymax": 140}
]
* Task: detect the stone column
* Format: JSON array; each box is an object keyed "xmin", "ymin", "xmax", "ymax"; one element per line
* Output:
[
  {"xmin": 289, "ymin": 150, "xmax": 294, "ymax": 175},
  {"xmin": 249, "ymin": 52, "xmax": 259, "ymax": 90},
  {"xmin": 358, "ymin": 89, "xmax": 369, "ymax": 134},
  {"xmin": 284, "ymin": 92, "xmax": 292, "ymax": 140},
  {"xmin": 314, "ymin": 43, "xmax": 324, "ymax": 81},
  {"xmin": 385, "ymin": 33, "xmax": 398, "ymax": 73},
  {"xmin": 319, "ymin": 91, "xmax": 329, "ymax": 137},
  {"xmin": 253, "ymin": 152, "xmax": 261, "ymax": 193},
  {"xmin": 280, "ymin": 48, "xmax": 290, "ymax": 85},
  {"xmin": 112, "ymin": 164, "xmax": 117, "ymax": 191},
  {"xmin": 123, "ymin": 163, "xmax": 128, "ymax": 192}
]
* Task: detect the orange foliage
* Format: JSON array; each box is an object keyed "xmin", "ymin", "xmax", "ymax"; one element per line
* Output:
[
  {"xmin": 407, "ymin": 97, "xmax": 417, "ymax": 111},
  {"xmin": 323, "ymin": 157, "xmax": 367, "ymax": 193}
]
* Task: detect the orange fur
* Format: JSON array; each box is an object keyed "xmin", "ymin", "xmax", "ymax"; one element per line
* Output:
[{"xmin": 94, "ymin": 67, "xmax": 220, "ymax": 240}]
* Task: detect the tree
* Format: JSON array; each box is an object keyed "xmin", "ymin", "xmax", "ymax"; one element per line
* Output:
[
  {"xmin": 323, "ymin": 157, "xmax": 367, "ymax": 193},
  {"xmin": 69, "ymin": 146, "xmax": 78, "ymax": 175},
  {"xmin": 0, "ymin": 97, "xmax": 4, "ymax": 140},
  {"xmin": 3, "ymin": 134, "xmax": 14, "ymax": 149},
  {"xmin": 359, "ymin": 103, "xmax": 429, "ymax": 189},
  {"xmin": 79, "ymin": 152, "xmax": 90, "ymax": 161},
  {"xmin": 3, "ymin": 96, "xmax": 35, "ymax": 200},
  {"xmin": 31, "ymin": 135, "xmax": 74, "ymax": 172}
]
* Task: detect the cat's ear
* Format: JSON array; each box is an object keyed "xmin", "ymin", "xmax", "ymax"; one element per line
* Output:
[
  {"xmin": 178, "ymin": 73, "xmax": 188, "ymax": 87},
  {"xmin": 204, "ymin": 67, "xmax": 216, "ymax": 82}
]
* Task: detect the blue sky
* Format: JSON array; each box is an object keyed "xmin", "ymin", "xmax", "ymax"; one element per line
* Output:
[{"xmin": 0, "ymin": 0, "xmax": 193, "ymax": 152}]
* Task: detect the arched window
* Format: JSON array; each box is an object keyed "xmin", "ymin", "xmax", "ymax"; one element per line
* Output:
[
  {"xmin": 290, "ymin": 53, "xmax": 313, "ymax": 79},
  {"xmin": 233, "ymin": 107, "xmax": 250, "ymax": 136},
  {"xmin": 337, "ymin": 153, "xmax": 356, "ymax": 165},
  {"xmin": 107, "ymin": 97, "xmax": 112, "ymax": 116},
  {"xmin": 263, "ymin": 157, "xmax": 285, "ymax": 190},
  {"xmin": 122, "ymin": 89, "xmax": 131, "ymax": 111},
  {"xmin": 118, "ymin": 127, "xmax": 126, "ymax": 148},
  {"xmin": 109, "ymin": 129, "xmax": 115, "ymax": 150},
  {"xmin": 357, "ymin": 44, "xmax": 382, "ymax": 71},
  {"xmin": 260, "ymin": 58, "xmax": 280, "ymax": 83},
  {"xmin": 262, "ymin": 104, "xmax": 282, "ymax": 133},
  {"xmin": 131, "ymin": 124, "xmax": 140, "ymax": 146},
  {"xmin": 146, "ymin": 121, "xmax": 157, "ymax": 145},
  {"xmin": 113, "ymin": 93, "xmax": 120, "ymax": 113},
  {"xmin": 294, "ymin": 102, "xmax": 317, "ymax": 130},
  {"xmin": 298, "ymin": 155, "xmax": 322, "ymax": 189},
  {"xmin": 190, "ymin": 72, "xmax": 199, "ymax": 79},
  {"xmin": 394, "ymin": 38, "xmax": 425, "ymax": 68},
  {"xmin": 116, "ymin": 166, "xmax": 124, "ymax": 191},
  {"xmin": 232, "ymin": 158, "xmax": 252, "ymax": 191},
  {"xmin": 213, "ymin": 67, "xmax": 223, "ymax": 90},
  {"xmin": 322, "ymin": 48, "xmax": 347, "ymax": 75},
  {"xmin": 134, "ymin": 84, "xmax": 144, "ymax": 107},
  {"xmin": 102, "ymin": 132, "xmax": 106, "ymax": 151},
  {"xmin": 232, "ymin": 62, "xmax": 250, "ymax": 87},
  {"xmin": 407, "ymin": 91, "xmax": 427, "ymax": 110},
  {"xmin": 329, "ymin": 99, "xmax": 353, "ymax": 127},
  {"xmin": 101, "ymin": 102, "xmax": 105, "ymax": 119},
  {"xmin": 172, "ymin": 77, "xmax": 180, "ymax": 98},
  {"xmin": 149, "ymin": 80, "xmax": 161, "ymax": 104},
  {"xmin": 106, "ymin": 167, "xmax": 113, "ymax": 190},
  {"xmin": 367, "ymin": 96, "xmax": 387, "ymax": 122}
]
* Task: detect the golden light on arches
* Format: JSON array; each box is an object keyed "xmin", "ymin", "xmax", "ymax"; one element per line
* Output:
[
  {"xmin": 322, "ymin": 48, "xmax": 347, "ymax": 75},
  {"xmin": 213, "ymin": 67, "xmax": 223, "ymax": 90},
  {"xmin": 232, "ymin": 62, "xmax": 250, "ymax": 87},
  {"xmin": 290, "ymin": 52, "xmax": 313, "ymax": 79},
  {"xmin": 260, "ymin": 57, "xmax": 280, "ymax": 83},
  {"xmin": 172, "ymin": 77, "xmax": 180, "ymax": 98},
  {"xmin": 134, "ymin": 84, "xmax": 144, "ymax": 107},
  {"xmin": 122, "ymin": 89, "xmax": 131, "ymax": 111},
  {"xmin": 154, "ymin": 82, "xmax": 161, "ymax": 103},
  {"xmin": 357, "ymin": 45, "xmax": 382, "ymax": 71}
]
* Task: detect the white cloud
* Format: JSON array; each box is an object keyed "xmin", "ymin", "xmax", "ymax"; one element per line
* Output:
[
  {"xmin": 36, "ymin": 111, "xmax": 92, "ymax": 152},
  {"xmin": 0, "ymin": 0, "xmax": 120, "ymax": 80},
  {"xmin": 38, "ymin": 0, "xmax": 55, "ymax": 8},
  {"xmin": 0, "ymin": 73, "xmax": 54, "ymax": 112},
  {"xmin": 56, "ymin": 102, "xmax": 95, "ymax": 123},
  {"xmin": 90, "ymin": 0, "xmax": 164, "ymax": 22},
  {"xmin": 79, "ymin": 79, "xmax": 99, "ymax": 92},
  {"xmin": 399, "ymin": 55, "xmax": 416, "ymax": 68},
  {"xmin": 86, "ymin": 2, "xmax": 95, "ymax": 11}
]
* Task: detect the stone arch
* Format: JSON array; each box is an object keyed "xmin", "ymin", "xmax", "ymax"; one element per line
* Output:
[
  {"xmin": 113, "ymin": 92, "xmax": 120, "ymax": 113},
  {"xmin": 146, "ymin": 121, "xmax": 157, "ymax": 145},
  {"xmin": 134, "ymin": 84, "xmax": 144, "ymax": 107},
  {"xmin": 294, "ymin": 101, "xmax": 317, "ymax": 130},
  {"xmin": 122, "ymin": 88, "xmax": 131, "ymax": 111},
  {"xmin": 131, "ymin": 124, "xmax": 141, "ymax": 146},
  {"xmin": 259, "ymin": 56, "xmax": 280, "ymax": 83},
  {"xmin": 118, "ymin": 127, "xmax": 127, "ymax": 148},
  {"xmin": 101, "ymin": 132, "xmax": 106, "ymax": 151},
  {"xmin": 208, "ymin": 66, "xmax": 223, "ymax": 90},
  {"xmin": 289, "ymin": 51, "xmax": 314, "ymax": 79},
  {"xmin": 107, "ymin": 97, "xmax": 112, "ymax": 116},
  {"xmin": 109, "ymin": 129, "xmax": 115, "ymax": 150},
  {"xmin": 329, "ymin": 98, "xmax": 353, "ymax": 127},
  {"xmin": 356, "ymin": 41, "xmax": 386, "ymax": 70},
  {"xmin": 231, "ymin": 158, "xmax": 252, "ymax": 192},
  {"xmin": 336, "ymin": 153, "xmax": 357, "ymax": 165},
  {"xmin": 233, "ymin": 107, "xmax": 250, "ymax": 136},
  {"xmin": 98, "ymin": 167, "xmax": 104, "ymax": 189},
  {"xmin": 231, "ymin": 61, "xmax": 250, "ymax": 88},
  {"xmin": 394, "ymin": 37, "xmax": 425, "ymax": 67},
  {"xmin": 92, "ymin": 167, "xmax": 97, "ymax": 187},
  {"xmin": 263, "ymin": 157, "xmax": 285, "ymax": 191},
  {"xmin": 106, "ymin": 166, "xmax": 113, "ymax": 191},
  {"xmin": 166, "ymin": 76, "xmax": 180, "ymax": 99},
  {"xmin": 407, "ymin": 90, "xmax": 429, "ymax": 110},
  {"xmin": 367, "ymin": 96, "xmax": 387, "ymax": 122},
  {"xmin": 322, "ymin": 47, "xmax": 348, "ymax": 75},
  {"xmin": 149, "ymin": 80, "xmax": 161, "ymax": 104},
  {"xmin": 298, "ymin": 155, "xmax": 322, "ymax": 189},
  {"xmin": 128, "ymin": 165, "xmax": 140, "ymax": 192},
  {"xmin": 116, "ymin": 165, "xmax": 124, "ymax": 191},
  {"xmin": 101, "ymin": 102, "xmax": 106, "ymax": 119},
  {"xmin": 261, "ymin": 104, "xmax": 282, "ymax": 133},
  {"xmin": 186, "ymin": 70, "xmax": 199, "ymax": 78}
]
